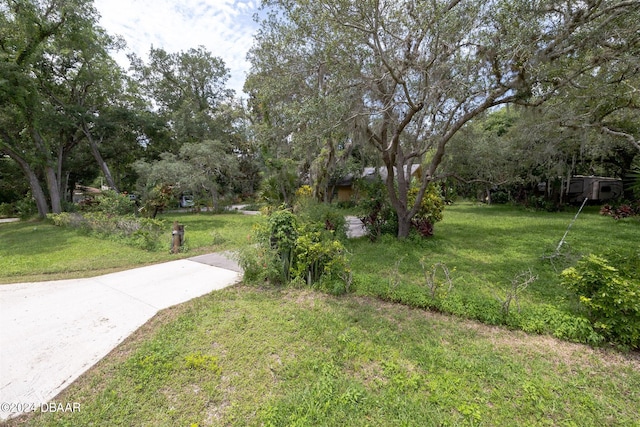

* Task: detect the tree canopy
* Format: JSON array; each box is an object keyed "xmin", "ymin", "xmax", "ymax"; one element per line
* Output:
[
  {"xmin": 0, "ymin": 0, "xmax": 129, "ymax": 215},
  {"xmin": 247, "ymin": 0, "xmax": 640, "ymax": 237},
  {"xmin": 1, "ymin": 0, "xmax": 251, "ymax": 216},
  {"xmin": 1, "ymin": 0, "xmax": 638, "ymax": 223}
]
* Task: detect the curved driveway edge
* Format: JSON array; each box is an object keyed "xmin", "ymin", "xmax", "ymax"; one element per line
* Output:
[{"xmin": 0, "ymin": 254, "xmax": 241, "ymax": 420}]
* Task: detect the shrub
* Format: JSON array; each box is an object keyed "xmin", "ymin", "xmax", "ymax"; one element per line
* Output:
[
  {"xmin": 295, "ymin": 185, "xmax": 313, "ymax": 199},
  {"xmin": 130, "ymin": 218, "xmax": 166, "ymax": 251},
  {"xmin": 296, "ymin": 197, "xmax": 347, "ymax": 241},
  {"xmin": 292, "ymin": 224, "xmax": 349, "ymax": 287},
  {"xmin": 82, "ymin": 190, "xmax": 136, "ymax": 216},
  {"xmin": 238, "ymin": 244, "xmax": 281, "ymax": 283},
  {"xmin": 140, "ymin": 184, "xmax": 174, "ymax": 218},
  {"xmin": 15, "ymin": 193, "xmax": 37, "ymax": 219},
  {"xmin": 491, "ymin": 190, "xmax": 510, "ymax": 204},
  {"xmin": 240, "ymin": 207, "xmax": 350, "ymax": 289},
  {"xmin": 600, "ymin": 201, "xmax": 640, "ymax": 220},
  {"xmin": 47, "ymin": 212, "xmax": 72, "ymax": 227},
  {"xmin": 358, "ymin": 178, "xmax": 445, "ymax": 239},
  {"xmin": 408, "ymin": 183, "xmax": 445, "ymax": 237},
  {"xmin": 48, "ymin": 211, "xmax": 165, "ymax": 251},
  {"xmin": 336, "ymin": 200, "xmax": 355, "ymax": 209},
  {"xmin": 561, "ymin": 251, "xmax": 640, "ymax": 348},
  {"xmin": 266, "ymin": 208, "xmax": 298, "ymax": 282},
  {"xmin": 357, "ymin": 177, "xmax": 398, "ymax": 241},
  {"xmin": 0, "ymin": 202, "xmax": 16, "ymax": 218}
]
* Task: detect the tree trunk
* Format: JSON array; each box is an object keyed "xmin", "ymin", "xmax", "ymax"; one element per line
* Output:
[
  {"xmin": 210, "ymin": 185, "xmax": 219, "ymax": 211},
  {"xmin": 16, "ymin": 155, "xmax": 49, "ymax": 218},
  {"xmin": 83, "ymin": 123, "xmax": 118, "ymax": 191},
  {"xmin": 30, "ymin": 128, "xmax": 62, "ymax": 213},
  {"xmin": 63, "ymin": 171, "xmax": 71, "ymax": 202},
  {"xmin": 1, "ymin": 144, "xmax": 50, "ymax": 217},
  {"xmin": 44, "ymin": 165, "xmax": 62, "ymax": 214},
  {"xmin": 397, "ymin": 213, "xmax": 411, "ymax": 239},
  {"xmin": 280, "ymin": 179, "xmax": 289, "ymax": 206},
  {"xmin": 31, "ymin": 178, "xmax": 50, "ymax": 217},
  {"xmin": 384, "ymin": 166, "xmax": 413, "ymax": 239}
]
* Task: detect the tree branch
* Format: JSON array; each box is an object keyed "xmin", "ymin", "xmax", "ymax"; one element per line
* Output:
[{"xmin": 601, "ymin": 126, "xmax": 640, "ymax": 152}]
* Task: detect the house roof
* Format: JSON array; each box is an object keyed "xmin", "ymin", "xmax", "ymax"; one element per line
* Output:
[
  {"xmin": 362, "ymin": 164, "xmax": 421, "ymax": 181},
  {"xmin": 335, "ymin": 164, "xmax": 421, "ymax": 186},
  {"xmin": 73, "ymin": 185, "xmax": 102, "ymax": 194}
]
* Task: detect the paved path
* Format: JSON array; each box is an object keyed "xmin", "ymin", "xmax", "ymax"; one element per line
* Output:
[
  {"xmin": 0, "ymin": 253, "xmax": 241, "ymax": 420},
  {"xmin": 346, "ymin": 215, "xmax": 366, "ymax": 238}
]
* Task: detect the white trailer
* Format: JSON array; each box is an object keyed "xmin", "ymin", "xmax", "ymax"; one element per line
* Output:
[{"xmin": 566, "ymin": 175, "xmax": 623, "ymax": 203}]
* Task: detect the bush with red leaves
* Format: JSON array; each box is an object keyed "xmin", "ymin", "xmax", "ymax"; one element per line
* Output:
[{"xmin": 600, "ymin": 201, "xmax": 640, "ymax": 220}]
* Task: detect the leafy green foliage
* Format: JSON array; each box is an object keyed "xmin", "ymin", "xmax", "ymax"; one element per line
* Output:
[
  {"xmin": 357, "ymin": 177, "xmax": 399, "ymax": 240},
  {"xmin": 0, "ymin": 0, "xmax": 122, "ymax": 217},
  {"xmin": 240, "ymin": 207, "xmax": 349, "ymax": 290},
  {"xmin": 14, "ymin": 193, "xmax": 38, "ymax": 219},
  {"xmin": 562, "ymin": 252, "xmax": 640, "ymax": 348},
  {"xmin": 247, "ymin": 0, "xmax": 639, "ymax": 237},
  {"xmin": 0, "ymin": 203, "xmax": 16, "ymax": 217},
  {"xmin": 81, "ymin": 190, "xmax": 136, "ymax": 216},
  {"xmin": 259, "ymin": 158, "xmax": 300, "ymax": 207},
  {"xmin": 129, "ymin": 46, "xmax": 233, "ymax": 145},
  {"xmin": 408, "ymin": 183, "xmax": 445, "ymax": 237},
  {"xmin": 295, "ymin": 186, "xmax": 347, "ymax": 240},
  {"xmin": 266, "ymin": 208, "xmax": 298, "ymax": 282},
  {"xmin": 292, "ymin": 224, "xmax": 349, "ymax": 288},
  {"xmin": 358, "ymin": 178, "xmax": 445, "ymax": 239},
  {"xmin": 139, "ymin": 184, "xmax": 175, "ymax": 218},
  {"xmin": 47, "ymin": 212, "xmax": 165, "ymax": 251},
  {"xmin": 0, "ymin": 156, "xmax": 29, "ymax": 206}
]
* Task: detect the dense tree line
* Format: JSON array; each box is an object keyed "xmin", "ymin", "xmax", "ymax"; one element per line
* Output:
[
  {"xmin": 2, "ymin": 0, "xmax": 638, "ymax": 230},
  {"xmin": 0, "ymin": 0, "xmax": 256, "ymax": 218},
  {"xmin": 246, "ymin": 0, "xmax": 640, "ymax": 237},
  {"xmin": 442, "ymin": 105, "xmax": 639, "ymax": 205}
]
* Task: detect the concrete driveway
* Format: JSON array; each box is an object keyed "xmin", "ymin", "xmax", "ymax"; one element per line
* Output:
[
  {"xmin": 0, "ymin": 253, "xmax": 241, "ymax": 420},
  {"xmin": 346, "ymin": 215, "xmax": 366, "ymax": 238}
]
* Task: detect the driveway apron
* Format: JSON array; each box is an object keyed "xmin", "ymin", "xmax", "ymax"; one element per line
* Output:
[{"xmin": 0, "ymin": 255, "xmax": 240, "ymax": 420}]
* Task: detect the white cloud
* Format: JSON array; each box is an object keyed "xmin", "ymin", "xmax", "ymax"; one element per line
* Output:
[{"xmin": 94, "ymin": 0, "xmax": 261, "ymax": 95}]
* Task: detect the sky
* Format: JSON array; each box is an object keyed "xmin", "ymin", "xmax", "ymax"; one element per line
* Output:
[{"xmin": 93, "ymin": 0, "xmax": 263, "ymax": 96}]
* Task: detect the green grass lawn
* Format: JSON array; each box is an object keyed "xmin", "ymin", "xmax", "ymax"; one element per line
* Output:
[
  {"xmin": 7, "ymin": 287, "xmax": 640, "ymax": 426},
  {"xmin": 350, "ymin": 203, "xmax": 637, "ymax": 297},
  {"xmin": 348, "ymin": 202, "xmax": 639, "ymax": 343},
  {"xmin": 0, "ymin": 212, "xmax": 260, "ymax": 284},
  {"xmin": 2, "ymin": 203, "xmax": 639, "ymax": 425}
]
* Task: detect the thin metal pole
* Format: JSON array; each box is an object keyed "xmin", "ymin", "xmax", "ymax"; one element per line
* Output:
[{"xmin": 555, "ymin": 197, "xmax": 588, "ymax": 254}]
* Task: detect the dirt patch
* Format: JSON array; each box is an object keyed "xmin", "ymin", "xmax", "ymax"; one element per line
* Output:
[{"xmin": 282, "ymin": 288, "xmax": 332, "ymax": 308}]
